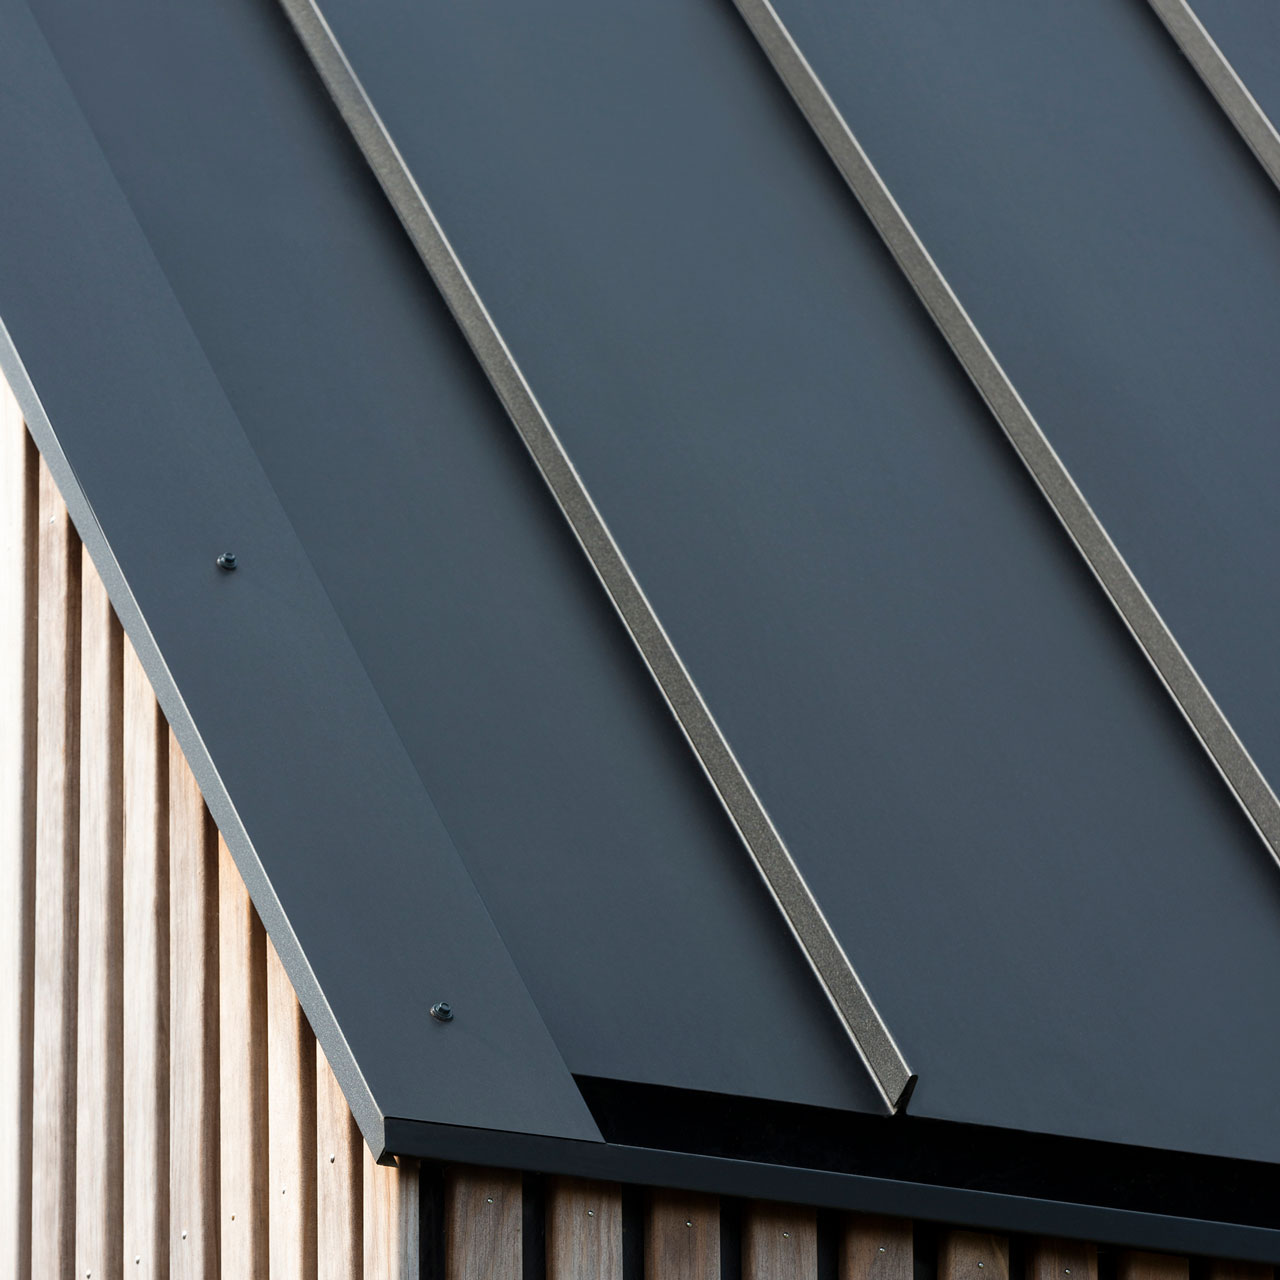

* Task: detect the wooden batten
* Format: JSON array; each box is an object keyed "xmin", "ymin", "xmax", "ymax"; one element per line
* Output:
[
  {"xmin": 646, "ymin": 1189, "xmax": 720, "ymax": 1280},
  {"xmin": 547, "ymin": 1177, "xmax": 624, "ymax": 1280},
  {"xmin": 743, "ymin": 1202, "xmax": 818, "ymax": 1280},
  {"xmin": 842, "ymin": 1214, "xmax": 914, "ymax": 1280},
  {"xmin": 219, "ymin": 834, "xmax": 268, "ymax": 1278},
  {"xmin": 939, "ymin": 1231, "xmax": 1011, "ymax": 1280},
  {"xmin": 74, "ymin": 551, "xmax": 124, "ymax": 1280},
  {"xmin": 444, "ymin": 1167, "xmax": 519, "ymax": 1280},
  {"xmin": 0, "ymin": 384, "xmax": 37, "ymax": 1280},
  {"xmin": 268, "ymin": 934, "xmax": 318, "ymax": 1279},
  {"xmin": 31, "ymin": 457, "xmax": 81, "ymax": 1278},
  {"xmin": 122, "ymin": 638, "xmax": 169, "ymax": 1279},
  {"xmin": 1118, "ymin": 1252, "xmax": 1191, "ymax": 1280},
  {"xmin": 368, "ymin": 1148, "xmax": 422, "ymax": 1280},
  {"xmin": 169, "ymin": 732, "xmax": 221, "ymax": 1278},
  {"xmin": 317, "ymin": 1044, "xmax": 362, "ymax": 1280}
]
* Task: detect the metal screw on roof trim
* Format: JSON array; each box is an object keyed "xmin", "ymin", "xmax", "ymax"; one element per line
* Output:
[
  {"xmin": 430, "ymin": 1001, "xmax": 454, "ymax": 1021},
  {"xmin": 216, "ymin": 551, "xmax": 237, "ymax": 571}
]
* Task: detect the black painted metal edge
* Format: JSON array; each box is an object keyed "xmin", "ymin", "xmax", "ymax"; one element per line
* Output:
[
  {"xmin": 0, "ymin": 323, "xmax": 392, "ymax": 1157},
  {"xmin": 271, "ymin": 0, "xmax": 913, "ymax": 1112},
  {"xmin": 1146, "ymin": 0, "xmax": 1280, "ymax": 192},
  {"xmin": 0, "ymin": 317, "xmax": 600, "ymax": 1154},
  {"xmin": 382, "ymin": 1116, "xmax": 1280, "ymax": 1265},
  {"xmin": 728, "ymin": 0, "xmax": 1280, "ymax": 874}
]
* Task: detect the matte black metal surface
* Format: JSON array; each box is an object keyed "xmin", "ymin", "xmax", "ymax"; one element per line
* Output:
[
  {"xmin": 0, "ymin": 0, "xmax": 600, "ymax": 1147},
  {"xmin": 763, "ymin": 0, "xmax": 1280, "ymax": 824},
  {"xmin": 1190, "ymin": 0, "xmax": 1280, "ymax": 126},
  {"xmin": 8, "ymin": 0, "xmax": 879, "ymax": 1113},
  {"xmin": 303, "ymin": 0, "xmax": 1280, "ymax": 1161},
  {"xmin": 271, "ymin": 0, "xmax": 913, "ymax": 1110}
]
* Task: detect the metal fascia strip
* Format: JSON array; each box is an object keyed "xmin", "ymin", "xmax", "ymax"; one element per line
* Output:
[
  {"xmin": 1146, "ymin": 0, "xmax": 1280, "ymax": 193},
  {"xmin": 728, "ymin": 0, "xmax": 1280, "ymax": 861},
  {"xmin": 273, "ymin": 0, "xmax": 914, "ymax": 1112},
  {"xmin": 382, "ymin": 1116, "xmax": 1280, "ymax": 1266}
]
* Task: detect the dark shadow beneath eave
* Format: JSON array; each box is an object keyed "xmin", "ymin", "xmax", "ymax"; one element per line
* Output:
[{"xmin": 574, "ymin": 1075, "xmax": 1280, "ymax": 1232}]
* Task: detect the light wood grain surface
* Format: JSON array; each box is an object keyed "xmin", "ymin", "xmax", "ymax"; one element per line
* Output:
[
  {"xmin": 170, "ymin": 734, "xmax": 219, "ymax": 1279},
  {"xmin": 317, "ymin": 1043, "xmax": 362, "ymax": 1280},
  {"xmin": 842, "ymin": 1214, "xmax": 913, "ymax": 1280},
  {"xmin": 268, "ymin": 934, "xmax": 318, "ymax": 1280},
  {"xmin": 645, "ymin": 1189, "xmax": 720, "ymax": 1280},
  {"xmin": 219, "ymin": 835, "xmax": 268, "ymax": 1279},
  {"xmin": 546, "ymin": 1176, "xmax": 623, "ymax": 1280},
  {"xmin": 123, "ymin": 639, "xmax": 169, "ymax": 1279},
  {"xmin": 31, "ymin": 458, "xmax": 81, "ymax": 1279},
  {"xmin": 0, "ymin": 389, "xmax": 36, "ymax": 1280},
  {"xmin": 74, "ymin": 552, "xmax": 124, "ymax": 1280},
  {"xmin": 368, "ymin": 1149, "xmax": 421, "ymax": 1280}
]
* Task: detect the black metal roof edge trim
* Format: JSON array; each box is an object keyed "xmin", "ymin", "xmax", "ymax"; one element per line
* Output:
[
  {"xmin": 271, "ymin": 0, "xmax": 913, "ymax": 1113},
  {"xmin": 725, "ymin": 0, "xmax": 1280, "ymax": 872},
  {"xmin": 0, "ymin": 0, "xmax": 607, "ymax": 1147},
  {"xmin": 1146, "ymin": 0, "xmax": 1280, "ymax": 192},
  {"xmin": 573, "ymin": 1076, "xmax": 1280, "ymax": 1232},
  {"xmin": 382, "ymin": 1115, "xmax": 1280, "ymax": 1265},
  {"xmin": 0, "ymin": 322, "xmax": 384, "ymax": 1162}
]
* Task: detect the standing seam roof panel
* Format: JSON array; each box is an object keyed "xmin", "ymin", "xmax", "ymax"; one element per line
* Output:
[
  {"xmin": 13, "ymin": 0, "xmax": 881, "ymax": 1114},
  {"xmin": 289, "ymin": 0, "xmax": 1280, "ymax": 1162}
]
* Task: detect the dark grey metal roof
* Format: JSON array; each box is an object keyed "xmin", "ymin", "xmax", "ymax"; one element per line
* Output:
[{"xmin": 5, "ymin": 0, "xmax": 1280, "ymax": 1257}]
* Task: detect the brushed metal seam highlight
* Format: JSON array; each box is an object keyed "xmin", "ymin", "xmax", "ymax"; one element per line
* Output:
[
  {"xmin": 729, "ymin": 0, "xmax": 1280, "ymax": 860},
  {"xmin": 1146, "ymin": 0, "xmax": 1280, "ymax": 193},
  {"xmin": 272, "ymin": 0, "xmax": 914, "ymax": 1112}
]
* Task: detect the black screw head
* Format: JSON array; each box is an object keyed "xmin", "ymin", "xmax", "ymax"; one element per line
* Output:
[
  {"xmin": 429, "ymin": 1001, "xmax": 453, "ymax": 1022},
  {"xmin": 216, "ymin": 552, "xmax": 238, "ymax": 571}
]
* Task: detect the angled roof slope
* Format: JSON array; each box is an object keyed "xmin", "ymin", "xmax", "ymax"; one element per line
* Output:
[{"xmin": 5, "ymin": 0, "xmax": 1280, "ymax": 1257}]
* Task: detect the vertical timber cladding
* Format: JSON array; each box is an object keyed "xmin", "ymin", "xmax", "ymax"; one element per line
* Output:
[
  {"xmin": 0, "ymin": 367, "xmax": 35, "ymax": 1280},
  {"xmin": 31, "ymin": 456, "xmax": 79, "ymax": 1278},
  {"xmin": 122, "ymin": 621, "xmax": 168, "ymax": 1276},
  {"xmin": 75, "ymin": 548, "xmax": 124, "ymax": 1280}
]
